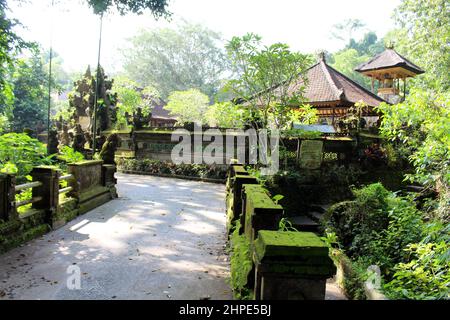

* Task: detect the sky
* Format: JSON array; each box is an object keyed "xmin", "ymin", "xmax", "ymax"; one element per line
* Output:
[{"xmin": 9, "ymin": 0, "xmax": 401, "ymax": 73}]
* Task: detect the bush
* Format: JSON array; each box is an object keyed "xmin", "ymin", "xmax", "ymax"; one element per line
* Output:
[
  {"xmin": 384, "ymin": 223, "xmax": 450, "ymax": 300},
  {"xmin": 324, "ymin": 183, "xmax": 423, "ymax": 273},
  {"xmin": 58, "ymin": 146, "xmax": 85, "ymax": 163},
  {"xmin": 116, "ymin": 158, "xmax": 227, "ymax": 180},
  {"xmin": 0, "ymin": 133, "xmax": 53, "ymax": 181}
]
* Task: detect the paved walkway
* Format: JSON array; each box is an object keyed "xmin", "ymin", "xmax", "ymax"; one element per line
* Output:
[{"xmin": 0, "ymin": 174, "xmax": 231, "ymax": 300}]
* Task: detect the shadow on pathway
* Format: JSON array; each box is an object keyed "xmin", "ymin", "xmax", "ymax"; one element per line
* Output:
[{"xmin": 0, "ymin": 173, "xmax": 231, "ymax": 300}]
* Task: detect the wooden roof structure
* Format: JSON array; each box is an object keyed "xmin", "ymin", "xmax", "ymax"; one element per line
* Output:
[
  {"xmin": 355, "ymin": 48, "xmax": 425, "ymax": 80},
  {"xmin": 293, "ymin": 56, "xmax": 386, "ymax": 108},
  {"xmin": 286, "ymin": 56, "xmax": 386, "ymax": 117}
]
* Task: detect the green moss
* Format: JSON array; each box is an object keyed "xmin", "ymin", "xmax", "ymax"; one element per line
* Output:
[
  {"xmin": 69, "ymin": 160, "xmax": 103, "ymax": 166},
  {"xmin": 255, "ymin": 231, "xmax": 329, "ymax": 258},
  {"xmin": 0, "ymin": 224, "xmax": 49, "ymax": 254},
  {"xmin": 230, "ymin": 221, "xmax": 254, "ymax": 300},
  {"xmin": 330, "ymin": 249, "xmax": 367, "ymax": 300},
  {"xmin": 244, "ymin": 184, "xmax": 282, "ymax": 210}
]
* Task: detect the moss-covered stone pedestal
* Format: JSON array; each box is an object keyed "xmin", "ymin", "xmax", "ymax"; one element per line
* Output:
[
  {"xmin": 226, "ymin": 174, "xmax": 258, "ymax": 235},
  {"xmin": 253, "ymin": 231, "xmax": 336, "ymax": 300},
  {"xmin": 243, "ymin": 185, "xmax": 283, "ymax": 241}
]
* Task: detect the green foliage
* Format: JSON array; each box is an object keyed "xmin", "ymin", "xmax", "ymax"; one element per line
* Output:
[
  {"xmin": 165, "ymin": 89, "xmax": 210, "ymax": 125},
  {"xmin": 331, "ymin": 19, "xmax": 366, "ymax": 44},
  {"xmin": 390, "ymin": 0, "xmax": 450, "ymax": 91},
  {"xmin": 225, "ymin": 33, "xmax": 312, "ymax": 129},
  {"xmin": 278, "ymin": 217, "xmax": 298, "ymax": 232},
  {"xmin": 116, "ymin": 158, "xmax": 227, "ymax": 180},
  {"xmin": 384, "ymin": 241, "xmax": 450, "ymax": 300},
  {"xmin": 58, "ymin": 146, "xmax": 85, "ymax": 163},
  {"xmin": 112, "ymin": 76, "xmax": 159, "ymax": 128},
  {"xmin": 86, "ymin": 0, "xmax": 170, "ymax": 17},
  {"xmin": 7, "ymin": 52, "xmax": 49, "ymax": 132},
  {"xmin": 204, "ymin": 102, "xmax": 246, "ymax": 128},
  {"xmin": 229, "ymin": 221, "xmax": 253, "ymax": 300},
  {"xmin": 325, "ymin": 183, "xmax": 423, "ymax": 273},
  {"xmin": 0, "ymin": 0, "xmax": 33, "ymax": 109},
  {"xmin": 0, "ymin": 113, "xmax": 10, "ymax": 134},
  {"xmin": 377, "ymin": 89, "xmax": 450, "ymax": 221},
  {"xmin": 52, "ymin": 99, "xmax": 74, "ymax": 122},
  {"xmin": 0, "ymin": 133, "xmax": 52, "ymax": 181},
  {"xmin": 122, "ymin": 22, "xmax": 228, "ymax": 99},
  {"xmin": 331, "ymin": 49, "xmax": 371, "ymax": 90}
]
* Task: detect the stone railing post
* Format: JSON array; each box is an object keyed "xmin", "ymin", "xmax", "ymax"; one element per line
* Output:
[
  {"xmin": 102, "ymin": 164, "xmax": 118, "ymax": 198},
  {"xmin": 227, "ymin": 165, "xmax": 258, "ymax": 235},
  {"xmin": 242, "ymin": 184, "xmax": 283, "ymax": 242},
  {"xmin": 253, "ymin": 230, "xmax": 336, "ymax": 300},
  {"xmin": 0, "ymin": 173, "xmax": 16, "ymax": 221},
  {"xmin": 31, "ymin": 167, "xmax": 60, "ymax": 225}
]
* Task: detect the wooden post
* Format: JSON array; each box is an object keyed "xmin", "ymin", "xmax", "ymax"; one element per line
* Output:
[
  {"xmin": 0, "ymin": 173, "xmax": 16, "ymax": 221},
  {"xmin": 31, "ymin": 167, "xmax": 60, "ymax": 225}
]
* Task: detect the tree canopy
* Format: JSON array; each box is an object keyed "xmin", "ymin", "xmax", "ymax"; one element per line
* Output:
[
  {"xmin": 387, "ymin": 0, "xmax": 450, "ymax": 91},
  {"xmin": 85, "ymin": 0, "xmax": 171, "ymax": 17},
  {"xmin": 225, "ymin": 33, "xmax": 312, "ymax": 129},
  {"xmin": 165, "ymin": 89, "xmax": 209, "ymax": 125},
  {"xmin": 122, "ymin": 22, "xmax": 228, "ymax": 100}
]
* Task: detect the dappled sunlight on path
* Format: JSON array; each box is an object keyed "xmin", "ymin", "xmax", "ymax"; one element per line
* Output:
[{"xmin": 0, "ymin": 174, "xmax": 230, "ymax": 300}]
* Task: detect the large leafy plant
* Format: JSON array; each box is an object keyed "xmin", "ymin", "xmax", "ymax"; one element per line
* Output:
[
  {"xmin": 376, "ymin": 89, "xmax": 450, "ymax": 221},
  {"xmin": 0, "ymin": 133, "xmax": 53, "ymax": 180}
]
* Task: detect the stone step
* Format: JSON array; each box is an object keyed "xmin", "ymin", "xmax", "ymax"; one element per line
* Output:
[
  {"xmin": 310, "ymin": 204, "xmax": 331, "ymax": 213},
  {"xmin": 287, "ymin": 216, "xmax": 320, "ymax": 232},
  {"xmin": 306, "ymin": 211, "xmax": 325, "ymax": 223}
]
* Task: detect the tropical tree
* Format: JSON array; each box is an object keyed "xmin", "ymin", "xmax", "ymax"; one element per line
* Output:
[
  {"xmin": 388, "ymin": 0, "xmax": 450, "ymax": 91},
  {"xmin": 85, "ymin": 0, "xmax": 170, "ymax": 16},
  {"xmin": 0, "ymin": 0, "xmax": 33, "ymax": 121},
  {"xmin": 204, "ymin": 102, "xmax": 246, "ymax": 128},
  {"xmin": 8, "ymin": 52, "xmax": 49, "ymax": 132},
  {"xmin": 165, "ymin": 89, "xmax": 209, "ymax": 125},
  {"xmin": 225, "ymin": 33, "xmax": 312, "ymax": 129},
  {"xmin": 122, "ymin": 22, "xmax": 229, "ymax": 100},
  {"xmin": 331, "ymin": 49, "xmax": 371, "ymax": 90},
  {"xmin": 112, "ymin": 76, "xmax": 159, "ymax": 128},
  {"xmin": 331, "ymin": 18, "xmax": 366, "ymax": 45}
]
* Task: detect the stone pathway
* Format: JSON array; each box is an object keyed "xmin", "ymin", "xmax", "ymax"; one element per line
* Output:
[{"xmin": 0, "ymin": 174, "xmax": 231, "ymax": 300}]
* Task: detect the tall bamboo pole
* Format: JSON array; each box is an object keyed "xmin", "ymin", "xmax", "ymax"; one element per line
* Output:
[
  {"xmin": 46, "ymin": 0, "xmax": 55, "ymax": 154},
  {"xmin": 92, "ymin": 14, "xmax": 103, "ymax": 153}
]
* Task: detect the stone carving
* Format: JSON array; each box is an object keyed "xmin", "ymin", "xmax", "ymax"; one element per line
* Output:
[
  {"xmin": 71, "ymin": 124, "xmax": 86, "ymax": 153},
  {"xmin": 99, "ymin": 134, "xmax": 120, "ymax": 165},
  {"xmin": 47, "ymin": 129, "xmax": 59, "ymax": 155},
  {"xmin": 84, "ymin": 131, "xmax": 93, "ymax": 150},
  {"xmin": 67, "ymin": 65, "xmax": 118, "ymax": 135},
  {"xmin": 59, "ymin": 124, "xmax": 71, "ymax": 148}
]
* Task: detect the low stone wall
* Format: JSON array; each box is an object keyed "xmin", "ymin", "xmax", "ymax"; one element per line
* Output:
[
  {"xmin": 227, "ymin": 163, "xmax": 336, "ymax": 300},
  {"xmin": 68, "ymin": 160, "xmax": 117, "ymax": 215},
  {"xmin": 0, "ymin": 161, "xmax": 117, "ymax": 253}
]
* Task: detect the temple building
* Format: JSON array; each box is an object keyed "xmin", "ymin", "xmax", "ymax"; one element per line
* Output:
[
  {"xmin": 289, "ymin": 54, "xmax": 385, "ymax": 125},
  {"xmin": 355, "ymin": 47, "xmax": 425, "ymax": 104}
]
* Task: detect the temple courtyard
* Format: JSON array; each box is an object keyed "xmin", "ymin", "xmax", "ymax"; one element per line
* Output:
[{"xmin": 0, "ymin": 174, "xmax": 344, "ymax": 300}]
